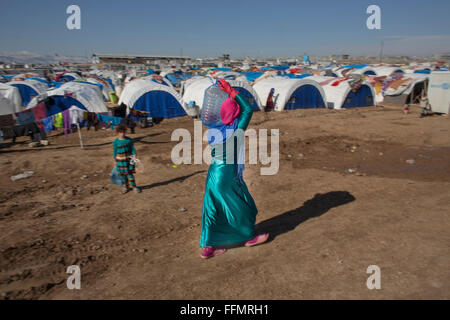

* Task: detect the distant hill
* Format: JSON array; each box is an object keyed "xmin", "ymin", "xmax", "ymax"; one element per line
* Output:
[{"xmin": 0, "ymin": 51, "xmax": 89, "ymax": 65}]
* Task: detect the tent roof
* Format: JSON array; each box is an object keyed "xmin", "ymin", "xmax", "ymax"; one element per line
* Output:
[
  {"xmin": 308, "ymin": 76, "xmax": 376, "ymax": 109},
  {"xmin": 383, "ymin": 73, "xmax": 429, "ymax": 96},
  {"xmin": 348, "ymin": 66, "xmax": 377, "ymax": 75},
  {"xmin": 119, "ymin": 79, "xmax": 182, "ymax": 109},
  {"xmin": 181, "ymin": 78, "xmax": 216, "ymax": 109},
  {"xmin": 47, "ymin": 82, "xmax": 108, "ymax": 113},
  {"xmin": 0, "ymin": 82, "xmax": 22, "ymax": 113},
  {"xmin": 372, "ymin": 66, "xmax": 405, "ymax": 77},
  {"xmin": 7, "ymin": 79, "xmax": 48, "ymax": 95},
  {"xmin": 0, "ymin": 93, "xmax": 16, "ymax": 116},
  {"xmin": 140, "ymin": 75, "xmax": 174, "ymax": 89},
  {"xmin": 60, "ymin": 72, "xmax": 82, "ymax": 80}
]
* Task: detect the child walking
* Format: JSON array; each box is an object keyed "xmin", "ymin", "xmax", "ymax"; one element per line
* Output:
[{"xmin": 113, "ymin": 124, "xmax": 141, "ymax": 194}]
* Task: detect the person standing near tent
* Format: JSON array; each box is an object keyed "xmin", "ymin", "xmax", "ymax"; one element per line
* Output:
[
  {"xmin": 113, "ymin": 124, "xmax": 141, "ymax": 194},
  {"xmin": 200, "ymin": 79, "xmax": 269, "ymax": 259},
  {"xmin": 265, "ymin": 88, "xmax": 275, "ymax": 112}
]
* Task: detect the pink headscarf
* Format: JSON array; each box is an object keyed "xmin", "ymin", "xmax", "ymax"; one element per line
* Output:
[{"xmin": 220, "ymin": 97, "xmax": 240, "ymax": 125}]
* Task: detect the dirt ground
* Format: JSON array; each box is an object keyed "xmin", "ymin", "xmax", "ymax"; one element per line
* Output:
[{"xmin": 0, "ymin": 104, "xmax": 449, "ymax": 300}]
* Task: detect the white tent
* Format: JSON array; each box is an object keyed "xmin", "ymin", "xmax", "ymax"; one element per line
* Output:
[
  {"xmin": 210, "ymin": 71, "xmax": 241, "ymax": 79},
  {"xmin": 308, "ymin": 76, "xmax": 376, "ymax": 109},
  {"xmin": 253, "ymin": 77, "xmax": 327, "ymax": 111},
  {"xmin": 97, "ymin": 70, "xmax": 124, "ymax": 95},
  {"xmin": 0, "ymin": 83, "xmax": 22, "ymax": 113},
  {"xmin": 181, "ymin": 77, "xmax": 263, "ymax": 111},
  {"xmin": 180, "ymin": 76, "xmax": 205, "ymax": 97},
  {"xmin": 372, "ymin": 66, "xmax": 405, "ymax": 77},
  {"xmin": 140, "ymin": 75, "xmax": 174, "ymax": 89},
  {"xmin": 59, "ymin": 72, "xmax": 82, "ymax": 81},
  {"xmin": 47, "ymin": 82, "xmax": 108, "ymax": 113},
  {"xmin": 384, "ymin": 73, "xmax": 429, "ymax": 96},
  {"xmin": 7, "ymin": 79, "xmax": 49, "ymax": 110},
  {"xmin": 8, "ymin": 79, "xmax": 49, "ymax": 97},
  {"xmin": 12, "ymin": 73, "xmax": 39, "ymax": 80},
  {"xmin": 380, "ymin": 73, "xmax": 429, "ymax": 105},
  {"xmin": 0, "ymin": 94, "xmax": 16, "ymax": 116},
  {"xmin": 86, "ymin": 78, "xmax": 113, "ymax": 101},
  {"xmin": 181, "ymin": 77, "xmax": 215, "ymax": 109},
  {"xmin": 118, "ymin": 79, "xmax": 187, "ymax": 118},
  {"xmin": 348, "ymin": 66, "xmax": 377, "ymax": 76},
  {"xmin": 332, "ymin": 67, "xmax": 343, "ymax": 77},
  {"xmin": 428, "ymin": 71, "xmax": 450, "ymax": 114},
  {"xmin": 119, "ymin": 79, "xmax": 182, "ymax": 108}
]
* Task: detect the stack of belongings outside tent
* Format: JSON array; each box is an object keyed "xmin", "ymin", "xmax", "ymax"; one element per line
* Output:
[{"xmin": 367, "ymin": 73, "xmax": 429, "ymax": 105}]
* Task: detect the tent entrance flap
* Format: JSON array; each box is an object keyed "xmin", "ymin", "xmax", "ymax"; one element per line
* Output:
[
  {"xmin": 285, "ymin": 85, "xmax": 326, "ymax": 110},
  {"xmin": 343, "ymin": 85, "xmax": 374, "ymax": 108},
  {"xmin": 132, "ymin": 90, "xmax": 187, "ymax": 118}
]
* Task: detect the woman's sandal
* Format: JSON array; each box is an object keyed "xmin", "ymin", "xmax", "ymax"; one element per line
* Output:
[
  {"xmin": 245, "ymin": 234, "xmax": 269, "ymax": 247},
  {"xmin": 201, "ymin": 247, "xmax": 227, "ymax": 259}
]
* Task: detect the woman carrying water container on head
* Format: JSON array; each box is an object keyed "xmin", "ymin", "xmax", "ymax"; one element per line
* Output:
[{"xmin": 200, "ymin": 79, "xmax": 269, "ymax": 259}]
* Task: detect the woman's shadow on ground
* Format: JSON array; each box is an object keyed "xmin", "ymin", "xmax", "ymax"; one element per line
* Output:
[
  {"xmin": 254, "ymin": 191, "xmax": 355, "ymax": 244},
  {"xmin": 220, "ymin": 191, "xmax": 355, "ymax": 249}
]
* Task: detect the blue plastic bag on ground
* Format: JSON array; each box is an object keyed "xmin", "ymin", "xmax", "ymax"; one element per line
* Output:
[{"xmin": 110, "ymin": 166, "xmax": 126, "ymax": 186}]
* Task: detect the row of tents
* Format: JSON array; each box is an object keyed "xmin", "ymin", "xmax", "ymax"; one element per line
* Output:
[
  {"xmin": 1, "ymin": 64, "xmax": 448, "ymax": 120},
  {"xmin": 118, "ymin": 67, "xmax": 448, "ymax": 117},
  {"xmin": 119, "ymin": 74, "xmax": 379, "ymax": 115}
]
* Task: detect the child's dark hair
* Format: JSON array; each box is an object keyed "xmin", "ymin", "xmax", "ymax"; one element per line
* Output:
[{"xmin": 116, "ymin": 124, "xmax": 127, "ymax": 134}]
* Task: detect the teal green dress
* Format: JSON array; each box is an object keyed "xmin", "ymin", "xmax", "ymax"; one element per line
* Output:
[
  {"xmin": 200, "ymin": 93, "xmax": 258, "ymax": 247},
  {"xmin": 113, "ymin": 137, "xmax": 136, "ymax": 175}
]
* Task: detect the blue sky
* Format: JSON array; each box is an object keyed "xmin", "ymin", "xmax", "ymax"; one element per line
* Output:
[{"xmin": 0, "ymin": 0, "xmax": 449, "ymax": 58}]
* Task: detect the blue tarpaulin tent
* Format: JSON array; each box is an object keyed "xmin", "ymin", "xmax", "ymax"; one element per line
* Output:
[
  {"xmin": 261, "ymin": 66, "xmax": 290, "ymax": 71},
  {"xmin": 239, "ymin": 72, "xmax": 264, "ymax": 82},
  {"xmin": 211, "ymin": 67, "xmax": 232, "ymax": 72},
  {"xmin": 10, "ymin": 83, "xmax": 39, "ymax": 106},
  {"xmin": 119, "ymin": 79, "xmax": 187, "ymax": 119},
  {"xmin": 280, "ymin": 74, "xmax": 312, "ymax": 79},
  {"xmin": 9, "ymin": 80, "xmax": 49, "ymax": 106},
  {"xmin": 45, "ymin": 95, "xmax": 88, "ymax": 116},
  {"xmin": 342, "ymin": 85, "xmax": 374, "ymax": 108},
  {"xmin": 414, "ymin": 69, "xmax": 431, "ymax": 74},
  {"xmin": 342, "ymin": 64, "xmax": 369, "ymax": 69},
  {"xmin": 285, "ymin": 85, "xmax": 326, "ymax": 110},
  {"xmin": 133, "ymin": 91, "xmax": 187, "ymax": 118}
]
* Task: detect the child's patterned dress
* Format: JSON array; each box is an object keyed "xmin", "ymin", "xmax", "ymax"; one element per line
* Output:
[{"xmin": 113, "ymin": 137, "xmax": 137, "ymax": 187}]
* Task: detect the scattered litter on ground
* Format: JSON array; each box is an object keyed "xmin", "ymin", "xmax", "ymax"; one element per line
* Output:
[{"xmin": 11, "ymin": 171, "xmax": 35, "ymax": 181}]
